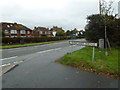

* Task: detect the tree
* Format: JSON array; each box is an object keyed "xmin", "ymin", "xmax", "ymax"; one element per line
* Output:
[
  {"xmin": 71, "ymin": 28, "xmax": 78, "ymax": 34},
  {"xmin": 56, "ymin": 30, "xmax": 65, "ymax": 36},
  {"xmin": 111, "ymin": 18, "xmax": 120, "ymax": 46},
  {"xmin": 85, "ymin": 14, "xmax": 118, "ymax": 43},
  {"xmin": 66, "ymin": 30, "xmax": 71, "ymax": 36},
  {"xmin": 99, "ymin": 0, "xmax": 114, "ymax": 15}
]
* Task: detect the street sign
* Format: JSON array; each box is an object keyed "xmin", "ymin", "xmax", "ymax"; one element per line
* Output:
[
  {"xmin": 69, "ymin": 41, "xmax": 97, "ymax": 47},
  {"xmin": 69, "ymin": 41, "xmax": 97, "ymax": 63}
]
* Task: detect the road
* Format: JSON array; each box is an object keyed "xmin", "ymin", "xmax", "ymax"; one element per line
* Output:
[{"xmin": 1, "ymin": 39, "xmax": 118, "ymax": 88}]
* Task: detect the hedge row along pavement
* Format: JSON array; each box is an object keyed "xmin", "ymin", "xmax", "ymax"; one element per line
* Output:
[{"xmin": 2, "ymin": 36, "xmax": 71, "ymax": 45}]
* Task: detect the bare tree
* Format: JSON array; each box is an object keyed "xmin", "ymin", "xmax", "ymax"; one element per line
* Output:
[
  {"xmin": 99, "ymin": 0, "xmax": 114, "ymax": 15},
  {"xmin": 99, "ymin": 0, "xmax": 114, "ymax": 56}
]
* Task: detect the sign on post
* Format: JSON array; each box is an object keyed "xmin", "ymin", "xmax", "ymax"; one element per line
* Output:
[
  {"xmin": 69, "ymin": 41, "xmax": 97, "ymax": 63},
  {"xmin": 69, "ymin": 41, "xmax": 97, "ymax": 47}
]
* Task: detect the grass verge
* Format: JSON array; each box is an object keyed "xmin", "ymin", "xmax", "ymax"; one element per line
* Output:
[
  {"xmin": 56, "ymin": 47, "xmax": 119, "ymax": 79},
  {"xmin": 0, "ymin": 40, "xmax": 67, "ymax": 49}
]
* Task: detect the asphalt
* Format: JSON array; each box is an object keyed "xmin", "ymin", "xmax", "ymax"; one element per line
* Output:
[
  {"xmin": 1, "ymin": 39, "xmax": 119, "ymax": 88},
  {"xmin": 2, "ymin": 41, "xmax": 69, "ymax": 58}
]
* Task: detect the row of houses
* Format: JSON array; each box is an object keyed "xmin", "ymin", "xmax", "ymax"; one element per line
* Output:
[
  {"xmin": 0, "ymin": 22, "xmax": 84, "ymax": 38},
  {"xmin": 0, "ymin": 22, "xmax": 64, "ymax": 38}
]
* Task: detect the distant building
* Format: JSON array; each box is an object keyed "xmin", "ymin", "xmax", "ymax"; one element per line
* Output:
[
  {"xmin": 118, "ymin": 1, "xmax": 120, "ymax": 18},
  {"xmin": 0, "ymin": 22, "xmax": 33, "ymax": 38},
  {"xmin": 78, "ymin": 30, "xmax": 85, "ymax": 35},
  {"xmin": 33, "ymin": 27, "xmax": 52, "ymax": 37},
  {"xmin": 70, "ymin": 28, "xmax": 78, "ymax": 36},
  {"xmin": 50, "ymin": 26, "xmax": 64, "ymax": 37}
]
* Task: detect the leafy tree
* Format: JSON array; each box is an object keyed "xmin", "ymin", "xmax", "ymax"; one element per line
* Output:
[
  {"xmin": 85, "ymin": 14, "xmax": 104, "ymax": 42},
  {"xmin": 56, "ymin": 30, "xmax": 65, "ymax": 36},
  {"xmin": 111, "ymin": 18, "xmax": 120, "ymax": 46},
  {"xmin": 71, "ymin": 28, "xmax": 78, "ymax": 34},
  {"xmin": 85, "ymin": 14, "xmax": 118, "ymax": 43},
  {"xmin": 85, "ymin": 0, "xmax": 120, "ymax": 46},
  {"xmin": 78, "ymin": 31, "xmax": 85, "ymax": 38},
  {"xmin": 66, "ymin": 30, "xmax": 71, "ymax": 36}
]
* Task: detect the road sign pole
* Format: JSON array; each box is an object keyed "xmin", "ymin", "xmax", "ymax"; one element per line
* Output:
[{"xmin": 92, "ymin": 47, "xmax": 95, "ymax": 63}]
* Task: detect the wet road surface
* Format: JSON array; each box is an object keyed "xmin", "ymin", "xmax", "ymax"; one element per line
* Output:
[{"xmin": 1, "ymin": 39, "xmax": 118, "ymax": 88}]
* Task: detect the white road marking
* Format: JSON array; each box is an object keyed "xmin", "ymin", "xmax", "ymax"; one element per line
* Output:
[
  {"xmin": 69, "ymin": 45, "xmax": 76, "ymax": 47},
  {"xmin": 0, "ymin": 60, "xmax": 24, "ymax": 68},
  {"xmin": 73, "ymin": 45, "xmax": 76, "ymax": 46},
  {"xmin": 8, "ymin": 49, "xmax": 26, "ymax": 52},
  {"xmin": 37, "ymin": 48, "xmax": 61, "ymax": 54},
  {"xmin": 6, "ymin": 48, "xmax": 21, "ymax": 51},
  {"xmin": 0, "ymin": 56, "xmax": 18, "ymax": 61},
  {"xmin": 0, "ymin": 63, "xmax": 11, "ymax": 67}
]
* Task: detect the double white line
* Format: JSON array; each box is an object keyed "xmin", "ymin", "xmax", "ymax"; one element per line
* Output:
[{"xmin": 0, "ymin": 56, "xmax": 18, "ymax": 67}]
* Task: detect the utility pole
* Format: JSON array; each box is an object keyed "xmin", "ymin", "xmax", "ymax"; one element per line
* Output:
[
  {"xmin": 99, "ymin": 0, "xmax": 102, "ymax": 14},
  {"xmin": 104, "ymin": 20, "xmax": 108, "ymax": 56}
]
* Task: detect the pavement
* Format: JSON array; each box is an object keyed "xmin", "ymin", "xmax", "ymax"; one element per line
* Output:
[{"xmin": 0, "ymin": 39, "xmax": 119, "ymax": 88}]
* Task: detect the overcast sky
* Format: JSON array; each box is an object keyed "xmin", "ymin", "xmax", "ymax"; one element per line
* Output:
[{"xmin": 0, "ymin": 0, "xmax": 118, "ymax": 31}]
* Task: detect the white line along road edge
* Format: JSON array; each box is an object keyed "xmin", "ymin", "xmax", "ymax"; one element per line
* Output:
[
  {"xmin": 0, "ymin": 48, "xmax": 61, "ymax": 67},
  {"xmin": 37, "ymin": 48, "xmax": 61, "ymax": 54},
  {"xmin": 0, "ymin": 63, "xmax": 11, "ymax": 67},
  {"xmin": 0, "ymin": 56, "xmax": 18, "ymax": 61}
]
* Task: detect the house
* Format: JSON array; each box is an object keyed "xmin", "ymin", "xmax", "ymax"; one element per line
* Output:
[
  {"xmin": 33, "ymin": 27, "xmax": 53, "ymax": 37},
  {"xmin": 50, "ymin": 26, "xmax": 64, "ymax": 37},
  {"xmin": 0, "ymin": 22, "xmax": 33, "ymax": 38},
  {"xmin": 77, "ymin": 30, "xmax": 85, "ymax": 35}
]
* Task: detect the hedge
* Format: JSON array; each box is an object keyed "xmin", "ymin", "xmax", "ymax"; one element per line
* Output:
[{"xmin": 2, "ymin": 36, "xmax": 71, "ymax": 44}]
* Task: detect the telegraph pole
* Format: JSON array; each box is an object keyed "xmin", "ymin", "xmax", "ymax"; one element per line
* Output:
[
  {"xmin": 99, "ymin": 0, "xmax": 108, "ymax": 56},
  {"xmin": 104, "ymin": 20, "xmax": 108, "ymax": 56},
  {"xmin": 99, "ymin": 0, "xmax": 102, "ymax": 14}
]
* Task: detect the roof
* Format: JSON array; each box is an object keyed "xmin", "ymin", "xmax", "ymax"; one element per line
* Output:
[
  {"xmin": 34, "ymin": 27, "xmax": 49, "ymax": 31},
  {"xmin": 0, "ymin": 22, "xmax": 32, "ymax": 31},
  {"xmin": 50, "ymin": 26, "xmax": 64, "ymax": 32},
  {"xmin": 79, "ymin": 30, "xmax": 85, "ymax": 32}
]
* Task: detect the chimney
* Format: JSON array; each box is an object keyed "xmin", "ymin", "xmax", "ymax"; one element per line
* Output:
[{"xmin": 34, "ymin": 27, "xmax": 37, "ymax": 29}]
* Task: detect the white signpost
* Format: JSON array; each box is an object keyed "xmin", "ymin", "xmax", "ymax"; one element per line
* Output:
[{"xmin": 69, "ymin": 41, "xmax": 97, "ymax": 63}]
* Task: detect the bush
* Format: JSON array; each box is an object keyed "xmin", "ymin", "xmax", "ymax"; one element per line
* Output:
[{"xmin": 2, "ymin": 36, "xmax": 71, "ymax": 44}]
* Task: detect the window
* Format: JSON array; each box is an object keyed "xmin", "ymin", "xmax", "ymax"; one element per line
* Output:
[
  {"xmin": 21, "ymin": 36, "xmax": 26, "ymax": 37},
  {"xmin": 45, "ymin": 31, "xmax": 47, "ymax": 34},
  {"xmin": 48, "ymin": 31, "xmax": 50, "ymax": 34},
  {"xmin": 11, "ymin": 30, "xmax": 17, "ymax": 34},
  {"xmin": 5, "ymin": 30, "xmax": 9, "ymax": 33},
  {"xmin": 27, "ymin": 31, "xmax": 30, "ymax": 34},
  {"xmin": 11, "ymin": 35, "xmax": 17, "ymax": 38},
  {"xmin": 39, "ymin": 31, "xmax": 43, "ymax": 34},
  {"xmin": 10, "ymin": 24, "xmax": 13, "ymax": 26},
  {"xmin": 5, "ymin": 36, "xmax": 9, "ymax": 37},
  {"xmin": 11, "ymin": 36, "xmax": 15, "ymax": 38},
  {"xmin": 20, "ymin": 30, "xmax": 26, "ymax": 34},
  {"xmin": 28, "ymin": 35, "xmax": 31, "ymax": 37},
  {"xmin": 7, "ymin": 25, "xmax": 10, "ymax": 28}
]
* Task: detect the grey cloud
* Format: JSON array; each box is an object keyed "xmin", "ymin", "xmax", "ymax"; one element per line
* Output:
[{"xmin": 0, "ymin": 0, "xmax": 118, "ymax": 31}]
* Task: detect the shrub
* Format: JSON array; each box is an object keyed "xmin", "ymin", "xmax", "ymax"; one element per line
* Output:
[{"xmin": 2, "ymin": 36, "xmax": 70, "ymax": 44}]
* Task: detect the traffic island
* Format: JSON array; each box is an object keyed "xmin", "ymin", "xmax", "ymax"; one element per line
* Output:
[{"xmin": 56, "ymin": 47, "xmax": 120, "ymax": 79}]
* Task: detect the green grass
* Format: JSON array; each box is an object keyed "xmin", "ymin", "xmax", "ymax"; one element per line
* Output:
[
  {"xmin": 0, "ymin": 40, "xmax": 67, "ymax": 49},
  {"xmin": 57, "ymin": 47, "xmax": 119, "ymax": 79}
]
